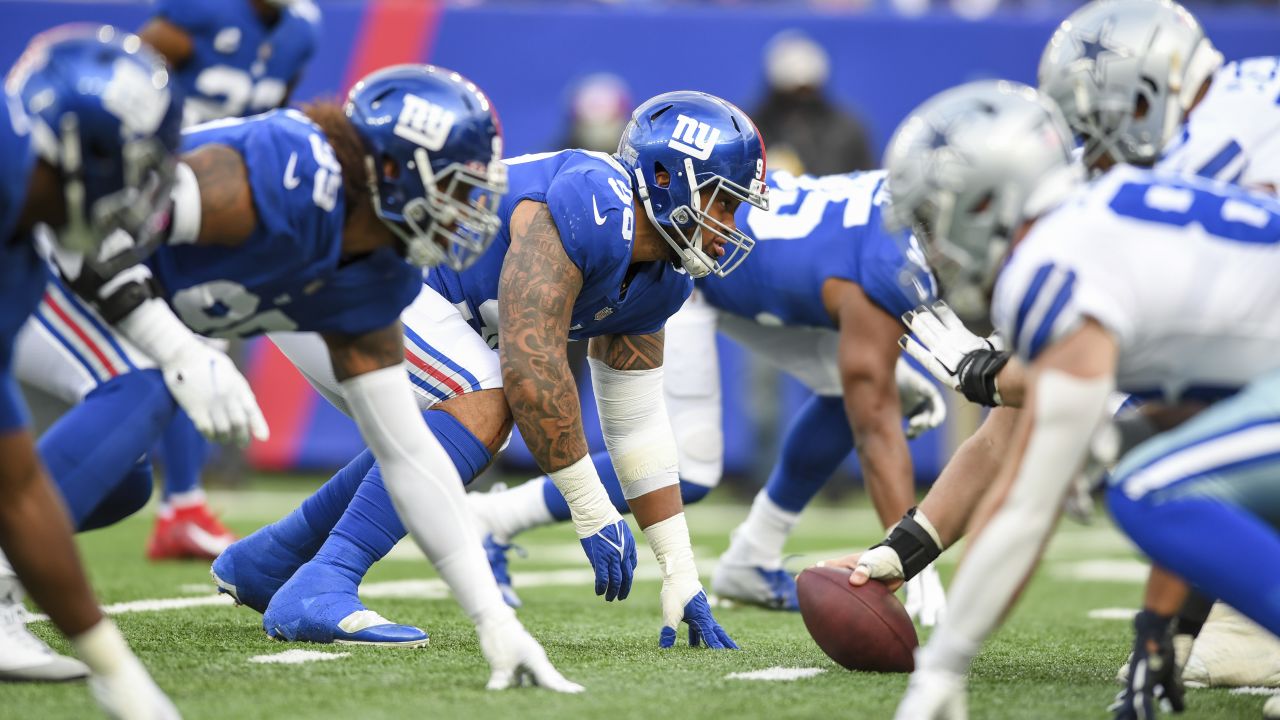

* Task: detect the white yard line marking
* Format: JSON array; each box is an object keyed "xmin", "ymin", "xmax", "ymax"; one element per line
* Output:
[
  {"xmin": 1051, "ymin": 560, "xmax": 1149, "ymax": 583},
  {"xmin": 726, "ymin": 667, "xmax": 826, "ymax": 681},
  {"xmin": 1229, "ymin": 687, "xmax": 1280, "ymax": 696},
  {"xmin": 1087, "ymin": 608, "xmax": 1138, "ymax": 621},
  {"xmin": 248, "ymin": 649, "xmax": 351, "ymax": 665}
]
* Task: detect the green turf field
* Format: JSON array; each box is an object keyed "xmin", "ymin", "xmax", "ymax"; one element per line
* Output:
[{"xmin": 0, "ymin": 478, "xmax": 1268, "ymax": 720}]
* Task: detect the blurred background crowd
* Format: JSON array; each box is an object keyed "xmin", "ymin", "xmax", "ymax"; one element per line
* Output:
[{"xmin": 5, "ymin": 0, "xmax": 1279, "ymax": 497}]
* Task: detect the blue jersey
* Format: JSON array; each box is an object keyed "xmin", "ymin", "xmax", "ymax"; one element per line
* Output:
[
  {"xmin": 155, "ymin": 0, "xmax": 320, "ymax": 125},
  {"xmin": 426, "ymin": 150, "xmax": 692, "ymax": 346},
  {"xmin": 699, "ymin": 171, "xmax": 936, "ymax": 329},
  {"xmin": 0, "ymin": 92, "xmax": 45, "ymax": 430},
  {"xmin": 148, "ymin": 110, "xmax": 419, "ymax": 339}
]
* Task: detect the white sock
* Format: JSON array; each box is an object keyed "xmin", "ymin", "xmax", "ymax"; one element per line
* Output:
[
  {"xmin": 167, "ymin": 488, "xmax": 206, "ymax": 510},
  {"xmin": 722, "ymin": 491, "xmax": 798, "ymax": 569},
  {"xmin": 468, "ymin": 478, "xmax": 556, "ymax": 543}
]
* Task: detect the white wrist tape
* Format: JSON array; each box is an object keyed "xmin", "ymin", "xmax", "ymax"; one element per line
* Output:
[
  {"xmin": 168, "ymin": 161, "xmax": 202, "ymax": 246},
  {"xmin": 548, "ymin": 455, "xmax": 622, "ymax": 539},
  {"xmin": 913, "ymin": 507, "xmax": 943, "ymax": 549},
  {"xmin": 114, "ymin": 297, "xmax": 202, "ymax": 367},
  {"xmin": 71, "ymin": 619, "xmax": 132, "ymax": 676},
  {"xmin": 642, "ymin": 512, "xmax": 698, "ymax": 586},
  {"xmin": 589, "ymin": 358, "xmax": 679, "ymax": 500}
]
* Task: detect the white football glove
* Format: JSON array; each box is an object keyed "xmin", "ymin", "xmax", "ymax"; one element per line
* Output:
[
  {"xmin": 477, "ymin": 613, "xmax": 583, "ymax": 694},
  {"xmin": 896, "ymin": 357, "xmax": 947, "ymax": 439},
  {"xmin": 161, "ymin": 340, "xmax": 268, "ymax": 447},
  {"xmin": 894, "ymin": 667, "xmax": 969, "ymax": 720},
  {"xmin": 115, "ymin": 299, "xmax": 268, "ymax": 447},
  {"xmin": 904, "ymin": 564, "xmax": 947, "ymax": 628},
  {"xmin": 900, "ymin": 302, "xmax": 1006, "ymax": 406},
  {"xmin": 88, "ymin": 655, "xmax": 182, "ymax": 720}
]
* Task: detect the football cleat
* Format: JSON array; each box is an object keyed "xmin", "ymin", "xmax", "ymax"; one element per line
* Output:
[
  {"xmin": 147, "ymin": 502, "xmax": 236, "ymax": 561},
  {"xmin": 262, "ymin": 560, "xmax": 428, "ymax": 647},
  {"xmin": 211, "ymin": 525, "xmax": 308, "ymax": 614},
  {"xmin": 710, "ymin": 561, "xmax": 799, "ymax": 611},
  {"xmin": 484, "ymin": 534, "xmax": 523, "ymax": 609},
  {"xmin": 0, "ymin": 576, "xmax": 89, "ymax": 681}
]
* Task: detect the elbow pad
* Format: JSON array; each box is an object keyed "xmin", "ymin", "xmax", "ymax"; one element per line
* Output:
[{"xmin": 589, "ymin": 357, "xmax": 679, "ymax": 499}]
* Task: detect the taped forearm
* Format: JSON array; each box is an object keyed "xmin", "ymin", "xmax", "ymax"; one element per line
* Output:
[
  {"xmin": 341, "ymin": 365, "xmax": 511, "ymax": 625},
  {"xmin": 918, "ymin": 369, "xmax": 1113, "ymax": 675},
  {"xmin": 548, "ymin": 455, "xmax": 622, "ymax": 538},
  {"xmin": 113, "ymin": 297, "xmax": 203, "ymax": 367},
  {"xmin": 589, "ymin": 358, "xmax": 679, "ymax": 499}
]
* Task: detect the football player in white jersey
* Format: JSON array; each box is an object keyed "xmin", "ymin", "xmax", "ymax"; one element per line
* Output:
[{"xmin": 878, "ymin": 78, "xmax": 1280, "ymax": 720}]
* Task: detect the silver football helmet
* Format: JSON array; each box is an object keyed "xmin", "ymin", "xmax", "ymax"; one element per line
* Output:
[
  {"xmin": 884, "ymin": 80, "xmax": 1082, "ymax": 320},
  {"xmin": 1038, "ymin": 0, "xmax": 1222, "ymax": 171}
]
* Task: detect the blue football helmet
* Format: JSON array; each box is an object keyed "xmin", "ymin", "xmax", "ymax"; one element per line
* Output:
[
  {"xmin": 345, "ymin": 64, "xmax": 507, "ymax": 270},
  {"xmin": 6, "ymin": 24, "xmax": 183, "ymax": 257},
  {"xmin": 617, "ymin": 91, "xmax": 768, "ymax": 278}
]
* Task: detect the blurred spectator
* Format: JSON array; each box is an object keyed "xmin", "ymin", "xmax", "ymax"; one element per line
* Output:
[
  {"xmin": 555, "ymin": 72, "xmax": 633, "ymax": 152},
  {"xmin": 751, "ymin": 30, "xmax": 873, "ymax": 175}
]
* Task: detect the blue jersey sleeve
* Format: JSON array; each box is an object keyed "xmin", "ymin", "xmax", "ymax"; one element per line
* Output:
[
  {"xmin": 543, "ymin": 164, "xmax": 632, "ymax": 290},
  {"xmin": 856, "ymin": 228, "xmax": 937, "ymax": 320}
]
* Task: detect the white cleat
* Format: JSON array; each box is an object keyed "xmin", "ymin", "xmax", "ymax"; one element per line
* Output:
[
  {"xmin": 0, "ymin": 576, "xmax": 89, "ymax": 682},
  {"xmin": 477, "ymin": 613, "xmax": 583, "ymax": 694},
  {"xmin": 1183, "ymin": 604, "xmax": 1280, "ymax": 688},
  {"xmin": 710, "ymin": 558, "xmax": 799, "ymax": 611}
]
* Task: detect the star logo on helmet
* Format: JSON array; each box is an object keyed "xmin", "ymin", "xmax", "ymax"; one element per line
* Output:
[
  {"xmin": 1070, "ymin": 21, "xmax": 1130, "ymax": 86},
  {"xmin": 921, "ymin": 99, "xmax": 995, "ymax": 179}
]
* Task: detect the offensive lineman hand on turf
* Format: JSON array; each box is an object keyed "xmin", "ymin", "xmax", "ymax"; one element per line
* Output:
[
  {"xmin": 904, "ymin": 565, "xmax": 947, "ymax": 627},
  {"xmin": 1111, "ymin": 610, "xmax": 1185, "ymax": 720},
  {"xmin": 579, "ymin": 518, "xmax": 637, "ymax": 601},
  {"xmin": 659, "ymin": 590, "xmax": 738, "ymax": 649},
  {"xmin": 163, "ymin": 341, "xmax": 269, "ymax": 447},
  {"xmin": 900, "ymin": 302, "xmax": 1008, "ymax": 407},
  {"xmin": 896, "ymin": 357, "xmax": 947, "ymax": 439},
  {"xmin": 894, "ymin": 667, "xmax": 969, "ymax": 720},
  {"xmin": 478, "ymin": 613, "xmax": 584, "ymax": 693},
  {"xmin": 88, "ymin": 655, "xmax": 182, "ymax": 720}
]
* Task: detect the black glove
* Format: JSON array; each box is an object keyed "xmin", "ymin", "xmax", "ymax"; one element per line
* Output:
[{"xmin": 1112, "ymin": 610, "xmax": 1186, "ymax": 720}]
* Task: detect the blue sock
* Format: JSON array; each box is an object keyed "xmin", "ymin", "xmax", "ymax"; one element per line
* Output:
[
  {"xmin": 314, "ymin": 409, "xmax": 493, "ymax": 585},
  {"xmin": 765, "ymin": 395, "xmax": 852, "ymax": 513},
  {"xmin": 158, "ymin": 411, "xmax": 207, "ymax": 500},
  {"xmin": 79, "ymin": 459, "xmax": 154, "ymax": 532},
  {"xmin": 39, "ymin": 370, "xmax": 174, "ymax": 528},
  {"xmin": 539, "ymin": 449, "xmax": 711, "ymax": 521},
  {"xmin": 270, "ymin": 449, "xmax": 377, "ymax": 560},
  {"xmin": 1109, "ymin": 489, "xmax": 1280, "ymax": 636}
]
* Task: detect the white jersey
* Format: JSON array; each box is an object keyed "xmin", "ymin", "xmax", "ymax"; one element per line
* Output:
[
  {"xmin": 992, "ymin": 165, "xmax": 1280, "ymax": 404},
  {"xmin": 1158, "ymin": 56, "xmax": 1280, "ymax": 190}
]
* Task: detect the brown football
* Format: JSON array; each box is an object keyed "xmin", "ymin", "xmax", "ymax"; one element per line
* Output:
[{"xmin": 796, "ymin": 565, "xmax": 918, "ymax": 672}]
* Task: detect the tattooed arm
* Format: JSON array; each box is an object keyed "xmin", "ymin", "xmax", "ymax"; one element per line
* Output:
[
  {"xmin": 182, "ymin": 145, "xmax": 257, "ymax": 247},
  {"xmin": 498, "ymin": 200, "xmax": 588, "ymax": 473}
]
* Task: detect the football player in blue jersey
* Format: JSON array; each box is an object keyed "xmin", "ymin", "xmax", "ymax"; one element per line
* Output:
[
  {"xmin": 140, "ymin": 0, "xmax": 319, "ymax": 127},
  {"xmin": 214, "ymin": 90, "xmax": 763, "ymax": 651},
  {"xmin": 132, "ymin": 0, "xmax": 320, "ymax": 561},
  {"xmin": 17, "ymin": 62, "xmax": 582, "ymax": 690},
  {"xmin": 0, "ymin": 25, "xmax": 197, "ymax": 717},
  {"xmin": 467, "ymin": 168, "xmax": 952, "ymax": 621}
]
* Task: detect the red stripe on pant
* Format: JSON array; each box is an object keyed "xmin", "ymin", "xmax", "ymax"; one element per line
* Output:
[
  {"xmin": 343, "ymin": 0, "xmax": 444, "ymax": 92},
  {"xmin": 42, "ymin": 292, "xmax": 119, "ymax": 379}
]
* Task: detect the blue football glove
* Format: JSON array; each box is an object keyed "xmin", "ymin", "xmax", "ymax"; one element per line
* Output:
[
  {"xmin": 658, "ymin": 591, "xmax": 738, "ymax": 649},
  {"xmin": 579, "ymin": 520, "xmax": 637, "ymax": 601}
]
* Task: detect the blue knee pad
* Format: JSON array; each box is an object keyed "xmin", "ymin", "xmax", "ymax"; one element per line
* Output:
[
  {"xmin": 679, "ymin": 480, "xmax": 712, "ymax": 505},
  {"xmin": 766, "ymin": 395, "xmax": 853, "ymax": 513},
  {"xmin": 41, "ymin": 370, "xmax": 174, "ymax": 529}
]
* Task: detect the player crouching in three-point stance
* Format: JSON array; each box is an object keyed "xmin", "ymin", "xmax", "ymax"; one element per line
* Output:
[
  {"xmin": 874, "ymin": 78, "xmax": 1280, "ymax": 720},
  {"xmin": 216, "ymin": 90, "xmax": 764, "ymax": 650}
]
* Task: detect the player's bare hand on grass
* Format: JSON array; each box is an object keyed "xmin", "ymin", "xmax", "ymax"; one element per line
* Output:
[
  {"xmin": 659, "ymin": 590, "xmax": 738, "ymax": 649},
  {"xmin": 478, "ymin": 615, "xmax": 584, "ymax": 694}
]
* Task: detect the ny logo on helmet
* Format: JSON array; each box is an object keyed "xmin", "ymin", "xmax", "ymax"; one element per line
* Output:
[
  {"xmin": 668, "ymin": 114, "xmax": 721, "ymax": 161},
  {"xmin": 394, "ymin": 94, "xmax": 455, "ymax": 152},
  {"xmin": 102, "ymin": 59, "xmax": 170, "ymax": 137}
]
